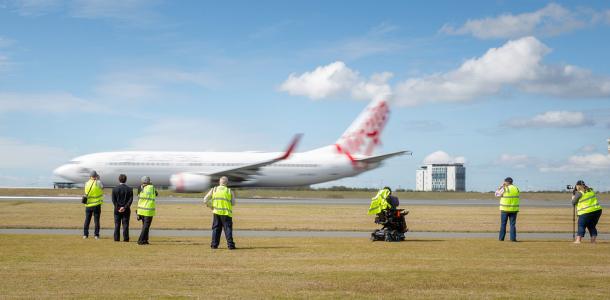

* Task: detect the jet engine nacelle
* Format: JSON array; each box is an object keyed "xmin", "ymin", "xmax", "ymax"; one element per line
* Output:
[{"xmin": 170, "ymin": 173, "xmax": 211, "ymax": 193}]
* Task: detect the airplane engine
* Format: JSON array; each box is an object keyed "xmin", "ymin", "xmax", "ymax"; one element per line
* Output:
[{"xmin": 170, "ymin": 173, "xmax": 211, "ymax": 193}]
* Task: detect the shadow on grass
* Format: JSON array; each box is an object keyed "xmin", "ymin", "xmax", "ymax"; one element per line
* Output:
[
  {"xmin": 225, "ymin": 246, "xmax": 296, "ymax": 250},
  {"xmin": 402, "ymin": 239, "xmax": 446, "ymax": 242},
  {"xmin": 151, "ymin": 240, "xmax": 296, "ymax": 249}
]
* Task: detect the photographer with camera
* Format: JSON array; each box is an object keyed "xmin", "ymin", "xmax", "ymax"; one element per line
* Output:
[
  {"xmin": 136, "ymin": 176, "xmax": 157, "ymax": 245},
  {"xmin": 495, "ymin": 177, "xmax": 520, "ymax": 242},
  {"xmin": 571, "ymin": 180, "xmax": 603, "ymax": 244},
  {"xmin": 82, "ymin": 170, "xmax": 104, "ymax": 240}
]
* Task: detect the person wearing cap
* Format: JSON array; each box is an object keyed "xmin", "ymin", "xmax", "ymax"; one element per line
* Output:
[
  {"xmin": 495, "ymin": 177, "xmax": 520, "ymax": 242},
  {"xmin": 83, "ymin": 170, "xmax": 104, "ymax": 239},
  {"xmin": 203, "ymin": 176, "xmax": 236, "ymax": 250},
  {"xmin": 571, "ymin": 180, "xmax": 603, "ymax": 244},
  {"xmin": 136, "ymin": 176, "xmax": 157, "ymax": 245},
  {"xmin": 111, "ymin": 174, "xmax": 133, "ymax": 242}
]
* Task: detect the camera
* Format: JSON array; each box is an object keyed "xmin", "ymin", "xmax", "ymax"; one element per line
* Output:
[{"xmin": 566, "ymin": 185, "xmax": 576, "ymax": 195}]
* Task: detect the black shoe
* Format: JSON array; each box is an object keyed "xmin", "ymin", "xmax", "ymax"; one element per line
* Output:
[
  {"xmin": 124, "ymin": 240, "xmax": 129, "ymax": 242},
  {"xmin": 228, "ymin": 246, "xmax": 236, "ymax": 250},
  {"xmin": 211, "ymin": 246, "xmax": 218, "ymax": 249},
  {"xmin": 137, "ymin": 241, "xmax": 147, "ymax": 245}
]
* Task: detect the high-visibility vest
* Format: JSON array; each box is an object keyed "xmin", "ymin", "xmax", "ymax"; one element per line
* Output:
[
  {"xmin": 577, "ymin": 189, "xmax": 602, "ymax": 216},
  {"xmin": 84, "ymin": 179, "xmax": 103, "ymax": 207},
  {"xmin": 211, "ymin": 186, "xmax": 233, "ymax": 217},
  {"xmin": 368, "ymin": 188, "xmax": 392, "ymax": 215},
  {"xmin": 499, "ymin": 185, "xmax": 520, "ymax": 212},
  {"xmin": 137, "ymin": 185, "xmax": 156, "ymax": 217}
]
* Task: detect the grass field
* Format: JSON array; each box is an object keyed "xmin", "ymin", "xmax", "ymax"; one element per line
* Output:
[
  {"xmin": 1, "ymin": 201, "xmax": 607, "ymax": 233},
  {"xmin": 2, "ymin": 187, "xmax": 603, "ymax": 201},
  {"xmin": 0, "ymin": 234, "xmax": 608, "ymax": 299}
]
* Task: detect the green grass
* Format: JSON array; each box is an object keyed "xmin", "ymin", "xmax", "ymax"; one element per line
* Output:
[
  {"xmin": 1, "ymin": 201, "xmax": 607, "ymax": 233},
  {"xmin": 0, "ymin": 234, "xmax": 608, "ymax": 299}
]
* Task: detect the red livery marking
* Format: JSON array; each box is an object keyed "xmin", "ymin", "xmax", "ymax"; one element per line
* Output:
[{"xmin": 337, "ymin": 100, "xmax": 389, "ymax": 156}]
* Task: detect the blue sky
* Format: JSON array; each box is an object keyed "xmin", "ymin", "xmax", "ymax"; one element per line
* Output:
[{"xmin": 1, "ymin": 1, "xmax": 609, "ymax": 191}]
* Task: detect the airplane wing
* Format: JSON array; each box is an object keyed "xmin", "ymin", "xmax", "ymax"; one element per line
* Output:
[
  {"xmin": 355, "ymin": 150, "xmax": 411, "ymax": 164},
  {"xmin": 207, "ymin": 134, "xmax": 303, "ymax": 183}
]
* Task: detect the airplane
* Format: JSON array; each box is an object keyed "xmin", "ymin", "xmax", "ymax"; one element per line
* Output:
[{"xmin": 53, "ymin": 99, "xmax": 410, "ymax": 192}]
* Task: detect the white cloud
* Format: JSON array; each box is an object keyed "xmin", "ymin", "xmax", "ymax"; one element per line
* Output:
[
  {"xmin": 0, "ymin": 92, "xmax": 105, "ymax": 113},
  {"xmin": 283, "ymin": 37, "xmax": 610, "ymax": 105},
  {"xmin": 393, "ymin": 36, "xmax": 610, "ymax": 106},
  {"xmin": 440, "ymin": 3, "xmax": 585, "ymax": 39},
  {"xmin": 423, "ymin": 150, "xmax": 465, "ymax": 165},
  {"xmin": 351, "ymin": 72, "xmax": 393, "ymax": 101},
  {"xmin": 506, "ymin": 111, "xmax": 595, "ymax": 128},
  {"xmin": 540, "ymin": 153, "xmax": 610, "ymax": 172},
  {"xmin": 279, "ymin": 61, "xmax": 392, "ymax": 101},
  {"xmin": 280, "ymin": 61, "xmax": 359, "ymax": 99}
]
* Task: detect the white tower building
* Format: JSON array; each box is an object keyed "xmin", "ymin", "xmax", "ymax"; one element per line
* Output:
[{"xmin": 415, "ymin": 163, "xmax": 466, "ymax": 191}]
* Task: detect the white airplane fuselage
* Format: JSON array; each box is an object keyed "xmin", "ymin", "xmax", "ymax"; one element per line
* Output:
[
  {"xmin": 53, "ymin": 99, "xmax": 404, "ymax": 192},
  {"xmin": 53, "ymin": 146, "xmax": 377, "ymax": 190}
]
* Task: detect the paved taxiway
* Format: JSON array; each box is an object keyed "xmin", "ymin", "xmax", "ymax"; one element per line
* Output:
[{"xmin": 1, "ymin": 196, "xmax": 603, "ymax": 207}]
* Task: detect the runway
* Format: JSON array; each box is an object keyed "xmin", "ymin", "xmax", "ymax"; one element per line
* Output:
[
  {"xmin": 1, "ymin": 228, "xmax": 607, "ymax": 240},
  {"xmin": 0, "ymin": 195, "xmax": 600, "ymax": 208}
]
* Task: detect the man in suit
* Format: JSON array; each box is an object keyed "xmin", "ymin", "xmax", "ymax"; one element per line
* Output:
[{"xmin": 112, "ymin": 174, "xmax": 133, "ymax": 242}]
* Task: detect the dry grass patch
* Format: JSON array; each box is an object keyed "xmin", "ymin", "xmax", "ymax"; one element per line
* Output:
[
  {"xmin": 0, "ymin": 201, "xmax": 608, "ymax": 233},
  {"xmin": 0, "ymin": 235, "xmax": 609, "ymax": 299}
]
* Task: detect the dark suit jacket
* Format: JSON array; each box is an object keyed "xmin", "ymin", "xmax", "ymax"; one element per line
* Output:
[{"xmin": 112, "ymin": 183, "xmax": 133, "ymax": 212}]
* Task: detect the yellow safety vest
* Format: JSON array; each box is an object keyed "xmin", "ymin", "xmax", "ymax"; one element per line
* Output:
[
  {"xmin": 499, "ymin": 185, "xmax": 520, "ymax": 212},
  {"xmin": 211, "ymin": 186, "xmax": 233, "ymax": 217},
  {"xmin": 84, "ymin": 179, "xmax": 103, "ymax": 207},
  {"xmin": 577, "ymin": 189, "xmax": 602, "ymax": 216},
  {"xmin": 137, "ymin": 185, "xmax": 156, "ymax": 217},
  {"xmin": 368, "ymin": 188, "xmax": 391, "ymax": 215}
]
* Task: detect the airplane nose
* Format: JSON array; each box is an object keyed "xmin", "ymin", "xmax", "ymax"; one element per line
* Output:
[
  {"xmin": 53, "ymin": 165, "xmax": 66, "ymax": 177},
  {"xmin": 53, "ymin": 164, "xmax": 74, "ymax": 181}
]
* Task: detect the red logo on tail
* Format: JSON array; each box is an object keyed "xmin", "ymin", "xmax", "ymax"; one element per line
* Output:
[{"xmin": 337, "ymin": 101, "xmax": 389, "ymax": 158}]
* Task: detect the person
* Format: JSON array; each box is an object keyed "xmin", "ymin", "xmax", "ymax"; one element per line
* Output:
[
  {"xmin": 136, "ymin": 176, "xmax": 157, "ymax": 245},
  {"xmin": 495, "ymin": 177, "xmax": 519, "ymax": 242},
  {"xmin": 111, "ymin": 174, "xmax": 133, "ymax": 242},
  {"xmin": 204, "ymin": 176, "xmax": 236, "ymax": 250},
  {"xmin": 571, "ymin": 180, "xmax": 603, "ymax": 244},
  {"xmin": 83, "ymin": 170, "xmax": 104, "ymax": 240},
  {"xmin": 368, "ymin": 186, "xmax": 396, "ymax": 215}
]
